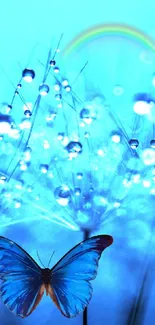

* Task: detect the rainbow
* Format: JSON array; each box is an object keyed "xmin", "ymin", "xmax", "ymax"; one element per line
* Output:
[{"xmin": 63, "ymin": 24, "xmax": 155, "ymax": 57}]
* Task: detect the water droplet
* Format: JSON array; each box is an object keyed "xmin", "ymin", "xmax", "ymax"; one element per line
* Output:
[
  {"xmin": 150, "ymin": 139, "xmax": 155, "ymax": 148},
  {"xmin": 84, "ymin": 132, "xmax": 90, "ymax": 138},
  {"xmin": 80, "ymin": 108, "xmax": 96, "ymax": 125},
  {"xmin": 43, "ymin": 140, "xmax": 50, "ymax": 149},
  {"xmin": 74, "ymin": 188, "xmax": 81, "ymax": 196},
  {"xmin": 57, "ymin": 132, "xmax": 64, "ymax": 140},
  {"xmin": 54, "ymin": 84, "xmax": 60, "ymax": 91},
  {"xmin": 15, "ymin": 180, "xmax": 24, "ymax": 190},
  {"xmin": 39, "ymin": 164, "xmax": 49, "ymax": 174},
  {"xmin": 22, "ymin": 69, "xmax": 35, "ymax": 82},
  {"xmin": 24, "ymin": 110, "xmax": 32, "ymax": 117},
  {"xmin": 114, "ymin": 201, "xmax": 121, "ymax": 208},
  {"xmin": 23, "ymin": 147, "xmax": 32, "ymax": 162},
  {"xmin": 64, "ymin": 85, "xmax": 71, "ymax": 92},
  {"xmin": 66, "ymin": 141, "xmax": 82, "ymax": 158},
  {"xmin": 76, "ymin": 172, "xmax": 83, "ymax": 180},
  {"xmin": 49, "ymin": 60, "xmax": 56, "ymax": 66},
  {"xmin": 62, "ymin": 79, "xmax": 68, "ymax": 87},
  {"xmin": 53, "ymin": 67, "xmax": 60, "ymax": 73},
  {"xmin": 133, "ymin": 93, "xmax": 154, "ymax": 115},
  {"xmin": 14, "ymin": 199, "xmax": 22, "ymax": 208},
  {"xmin": 55, "ymin": 94, "xmax": 62, "ymax": 101},
  {"xmin": 39, "ymin": 84, "xmax": 50, "ymax": 96},
  {"xmin": 111, "ymin": 131, "xmax": 121, "ymax": 143},
  {"xmin": 0, "ymin": 115, "xmax": 12, "ymax": 134},
  {"xmin": 0, "ymin": 175, "xmax": 7, "ymax": 184},
  {"xmin": 54, "ymin": 185, "xmax": 71, "ymax": 206},
  {"xmin": 19, "ymin": 160, "xmax": 28, "ymax": 171},
  {"xmin": 7, "ymin": 105, "xmax": 12, "ymax": 113},
  {"xmin": 128, "ymin": 139, "xmax": 139, "ymax": 149}
]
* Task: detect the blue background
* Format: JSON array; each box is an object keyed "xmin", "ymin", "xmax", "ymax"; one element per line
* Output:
[{"xmin": 0, "ymin": 0, "xmax": 155, "ymax": 324}]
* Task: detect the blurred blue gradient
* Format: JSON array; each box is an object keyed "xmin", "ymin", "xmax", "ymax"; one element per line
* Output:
[{"xmin": 0, "ymin": 0, "xmax": 155, "ymax": 324}]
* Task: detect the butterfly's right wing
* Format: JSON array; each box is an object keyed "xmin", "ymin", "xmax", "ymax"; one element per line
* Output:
[
  {"xmin": 0, "ymin": 236, "xmax": 43, "ymax": 318},
  {"xmin": 49, "ymin": 235, "xmax": 113, "ymax": 318}
]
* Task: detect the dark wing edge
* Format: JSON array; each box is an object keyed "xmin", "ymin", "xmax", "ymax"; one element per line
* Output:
[
  {"xmin": 51, "ymin": 235, "xmax": 113, "ymax": 274},
  {"xmin": 0, "ymin": 236, "xmax": 43, "ymax": 317},
  {"xmin": 49, "ymin": 235, "xmax": 113, "ymax": 318},
  {"xmin": 0, "ymin": 236, "xmax": 41, "ymax": 273}
]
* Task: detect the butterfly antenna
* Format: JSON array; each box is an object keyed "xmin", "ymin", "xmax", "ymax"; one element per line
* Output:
[
  {"xmin": 48, "ymin": 251, "xmax": 55, "ymax": 268},
  {"xmin": 37, "ymin": 251, "xmax": 46, "ymax": 268}
]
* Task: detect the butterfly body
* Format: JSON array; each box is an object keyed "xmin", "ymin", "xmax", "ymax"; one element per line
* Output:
[
  {"xmin": 40, "ymin": 269, "xmax": 58, "ymax": 305},
  {"xmin": 41, "ymin": 268, "xmax": 51, "ymax": 286},
  {"xmin": 0, "ymin": 234, "xmax": 113, "ymax": 318}
]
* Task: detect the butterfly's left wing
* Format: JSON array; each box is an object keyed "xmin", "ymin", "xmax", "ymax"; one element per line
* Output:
[
  {"xmin": 49, "ymin": 235, "xmax": 113, "ymax": 318},
  {"xmin": 0, "ymin": 236, "xmax": 43, "ymax": 318}
]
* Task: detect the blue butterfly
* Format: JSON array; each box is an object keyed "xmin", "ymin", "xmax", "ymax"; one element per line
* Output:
[{"xmin": 0, "ymin": 234, "xmax": 113, "ymax": 318}]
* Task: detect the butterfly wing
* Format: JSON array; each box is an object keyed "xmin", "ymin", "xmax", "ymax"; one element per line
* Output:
[
  {"xmin": 0, "ymin": 236, "xmax": 43, "ymax": 318},
  {"xmin": 49, "ymin": 235, "xmax": 113, "ymax": 318}
]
